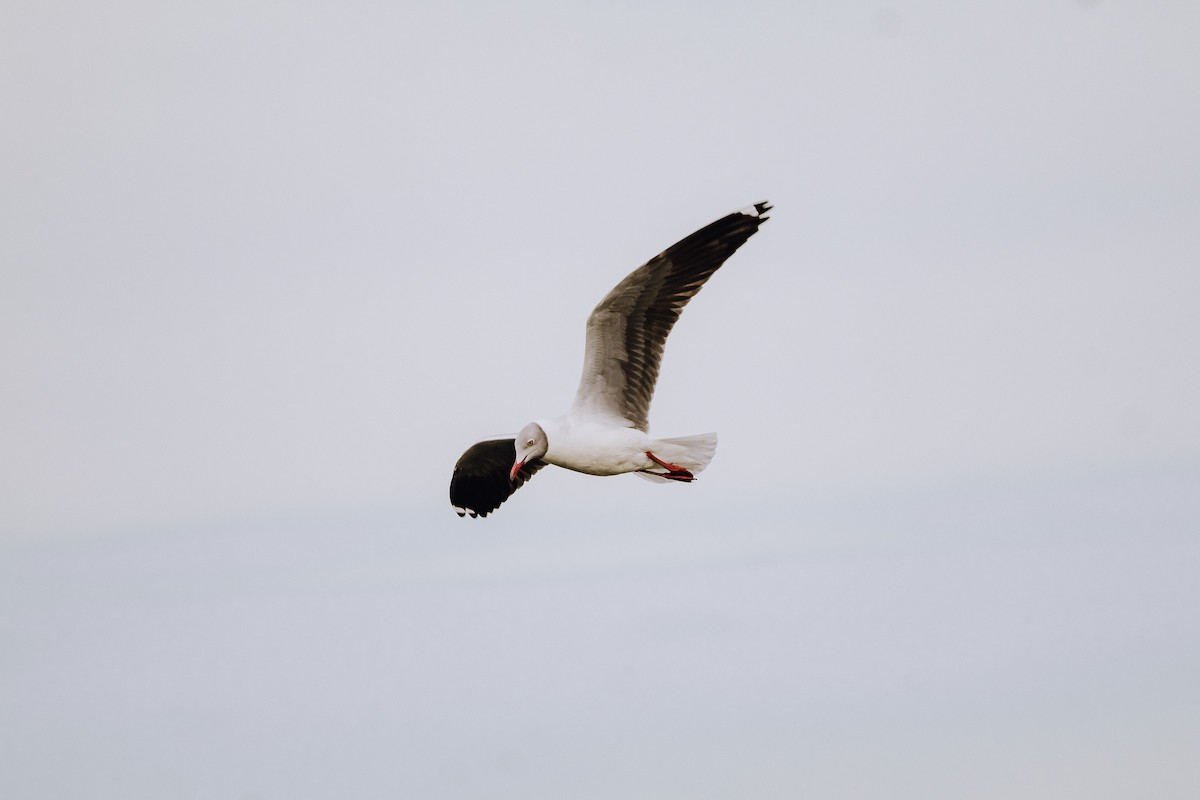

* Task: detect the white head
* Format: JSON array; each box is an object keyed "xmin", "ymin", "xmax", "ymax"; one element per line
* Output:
[{"xmin": 511, "ymin": 422, "xmax": 549, "ymax": 481}]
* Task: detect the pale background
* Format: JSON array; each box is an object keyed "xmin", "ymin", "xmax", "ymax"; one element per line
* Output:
[{"xmin": 3, "ymin": 1, "xmax": 1198, "ymax": 797}]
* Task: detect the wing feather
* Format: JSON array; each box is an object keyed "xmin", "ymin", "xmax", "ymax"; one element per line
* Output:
[
  {"xmin": 571, "ymin": 202, "xmax": 771, "ymax": 430},
  {"xmin": 449, "ymin": 439, "xmax": 546, "ymax": 518}
]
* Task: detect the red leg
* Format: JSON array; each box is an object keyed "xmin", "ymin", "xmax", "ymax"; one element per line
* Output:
[
  {"xmin": 645, "ymin": 451, "xmax": 684, "ymax": 471},
  {"xmin": 645, "ymin": 451, "xmax": 695, "ymax": 481}
]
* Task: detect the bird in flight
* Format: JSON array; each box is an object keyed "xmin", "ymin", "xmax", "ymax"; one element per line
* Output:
[{"xmin": 450, "ymin": 202, "xmax": 771, "ymax": 518}]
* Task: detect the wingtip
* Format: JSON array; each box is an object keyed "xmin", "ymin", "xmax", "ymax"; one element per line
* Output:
[{"xmin": 738, "ymin": 201, "xmax": 772, "ymax": 221}]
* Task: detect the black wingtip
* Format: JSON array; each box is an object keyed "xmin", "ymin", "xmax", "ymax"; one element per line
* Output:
[
  {"xmin": 449, "ymin": 438, "xmax": 546, "ymax": 519},
  {"xmin": 733, "ymin": 201, "xmax": 771, "ymax": 224}
]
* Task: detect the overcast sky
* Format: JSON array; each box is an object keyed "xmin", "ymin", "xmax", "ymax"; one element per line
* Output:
[
  {"xmin": 2, "ymin": 1, "xmax": 1198, "ymax": 797},
  {"xmin": 3, "ymin": 0, "xmax": 1197, "ymax": 538}
]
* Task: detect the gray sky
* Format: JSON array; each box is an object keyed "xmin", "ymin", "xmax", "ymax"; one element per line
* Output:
[
  {"xmin": 2, "ymin": 1, "xmax": 1199, "ymax": 797},
  {"xmin": 3, "ymin": 0, "xmax": 1197, "ymax": 537}
]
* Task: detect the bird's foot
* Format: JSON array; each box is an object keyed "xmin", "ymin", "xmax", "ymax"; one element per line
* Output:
[{"xmin": 645, "ymin": 451, "xmax": 695, "ymax": 482}]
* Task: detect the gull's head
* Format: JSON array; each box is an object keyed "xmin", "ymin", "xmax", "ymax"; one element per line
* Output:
[{"xmin": 511, "ymin": 422, "xmax": 548, "ymax": 481}]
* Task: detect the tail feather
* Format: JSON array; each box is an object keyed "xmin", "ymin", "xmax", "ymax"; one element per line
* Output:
[{"xmin": 650, "ymin": 432, "xmax": 718, "ymax": 473}]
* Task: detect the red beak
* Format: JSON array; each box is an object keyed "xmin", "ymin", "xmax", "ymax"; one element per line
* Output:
[{"xmin": 509, "ymin": 458, "xmax": 526, "ymax": 482}]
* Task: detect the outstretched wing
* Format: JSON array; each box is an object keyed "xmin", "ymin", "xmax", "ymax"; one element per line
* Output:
[
  {"xmin": 450, "ymin": 438, "xmax": 546, "ymax": 518},
  {"xmin": 570, "ymin": 202, "xmax": 771, "ymax": 431}
]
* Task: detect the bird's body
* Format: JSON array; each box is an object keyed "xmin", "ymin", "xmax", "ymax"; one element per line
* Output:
[
  {"xmin": 450, "ymin": 202, "xmax": 771, "ymax": 518},
  {"xmin": 527, "ymin": 416, "xmax": 716, "ymax": 477},
  {"xmin": 534, "ymin": 416, "xmax": 655, "ymax": 476}
]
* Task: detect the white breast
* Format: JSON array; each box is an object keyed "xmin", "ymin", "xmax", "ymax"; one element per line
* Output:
[{"xmin": 539, "ymin": 417, "xmax": 654, "ymax": 476}]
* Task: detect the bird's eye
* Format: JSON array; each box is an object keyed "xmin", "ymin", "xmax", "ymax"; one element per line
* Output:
[{"xmin": 526, "ymin": 439, "xmax": 534, "ymax": 447}]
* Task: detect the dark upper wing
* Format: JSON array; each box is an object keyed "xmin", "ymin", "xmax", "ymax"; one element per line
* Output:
[
  {"xmin": 449, "ymin": 438, "xmax": 546, "ymax": 518},
  {"xmin": 570, "ymin": 202, "xmax": 771, "ymax": 431}
]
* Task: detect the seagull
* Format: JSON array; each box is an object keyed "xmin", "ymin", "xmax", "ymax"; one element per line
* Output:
[{"xmin": 450, "ymin": 202, "xmax": 771, "ymax": 518}]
